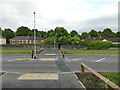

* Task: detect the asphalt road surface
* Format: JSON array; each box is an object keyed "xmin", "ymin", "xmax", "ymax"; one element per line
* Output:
[{"xmin": 1, "ymin": 49, "xmax": 119, "ymax": 89}]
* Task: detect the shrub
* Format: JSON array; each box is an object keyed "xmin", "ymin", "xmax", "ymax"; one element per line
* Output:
[
  {"xmin": 87, "ymin": 41, "xmax": 112, "ymax": 50},
  {"xmin": 79, "ymin": 41, "xmax": 91, "ymax": 46},
  {"xmin": 111, "ymin": 43, "xmax": 120, "ymax": 48}
]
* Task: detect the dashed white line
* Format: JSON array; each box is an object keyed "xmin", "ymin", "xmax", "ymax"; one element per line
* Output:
[
  {"xmin": 96, "ymin": 58, "xmax": 106, "ymax": 62},
  {"xmin": 66, "ymin": 58, "xmax": 82, "ymax": 62}
]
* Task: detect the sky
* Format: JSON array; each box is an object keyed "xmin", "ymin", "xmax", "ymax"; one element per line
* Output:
[{"xmin": 0, "ymin": 0, "xmax": 119, "ymax": 34}]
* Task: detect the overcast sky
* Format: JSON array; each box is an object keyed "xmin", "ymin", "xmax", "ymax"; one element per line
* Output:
[{"xmin": 0, "ymin": 0, "xmax": 119, "ymax": 34}]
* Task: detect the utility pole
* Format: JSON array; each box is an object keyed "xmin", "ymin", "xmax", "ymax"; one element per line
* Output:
[{"xmin": 33, "ymin": 11, "xmax": 36, "ymax": 58}]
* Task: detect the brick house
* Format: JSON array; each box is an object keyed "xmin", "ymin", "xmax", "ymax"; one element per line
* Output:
[
  {"xmin": 9, "ymin": 34, "xmax": 44, "ymax": 45},
  {"xmin": 84, "ymin": 34, "xmax": 120, "ymax": 43},
  {"xmin": 84, "ymin": 34, "xmax": 104, "ymax": 41}
]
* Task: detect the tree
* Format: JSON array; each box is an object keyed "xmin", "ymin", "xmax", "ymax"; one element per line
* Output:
[
  {"xmin": 56, "ymin": 35, "xmax": 69, "ymax": 45},
  {"xmin": 81, "ymin": 32, "xmax": 88, "ymax": 39},
  {"xmin": 116, "ymin": 31, "xmax": 120, "ymax": 38},
  {"xmin": 98, "ymin": 31, "xmax": 102, "ymax": 36},
  {"xmin": 102, "ymin": 28, "xmax": 113, "ymax": 38},
  {"xmin": 70, "ymin": 30, "xmax": 78, "ymax": 37},
  {"xmin": 2, "ymin": 28, "xmax": 14, "ymax": 44},
  {"xmin": 16, "ymin": 26, "xmax": 31, "ymax": 36},
  {"xmin": 89, "ymin": 29, "xmax": 98, "ymax": 37},
  {"xmin": 43, "ymin": 37, "xmax": 55, "ymax": 45},
  {"xmin": 55, "ymin": 27, "xmax": 69, "ymax": 37},
  {"xmin": 0, "ymin": 27, "xmax": 3, "ymax": 36},
  {"xmin": 68, "ymin": 35, "xmax": 81, "ymax": 45},
  {"xmin": 47, "ymin": 29, "xmax": 55, "ymax": 38}
]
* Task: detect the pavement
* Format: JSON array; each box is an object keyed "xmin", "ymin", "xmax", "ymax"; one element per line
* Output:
[{"xmin": 1, "ymin": 49, "xmax": 119, "ymax": 89}]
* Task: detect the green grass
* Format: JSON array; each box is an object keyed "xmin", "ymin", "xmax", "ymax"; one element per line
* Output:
[
  {"xmin": 64, "ymin": 50, "xmax": 119, "ymax": 55},
  {"xmin": 76, "ymin": 72, "xmax": 119, "ymax": 88},
  {"xmin": 1, "ymin": 50, "xmax": 31, "ymax": 54},
  {"xmin": 100, "ymin": 72, "xmax": 120, "ymax": 86}
]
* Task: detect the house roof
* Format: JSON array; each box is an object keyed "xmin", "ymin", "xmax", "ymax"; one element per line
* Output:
[
  {"xmin": 84, "ymin": 37, "xmax": 120, "ymax": 42},
  {"xmin": 105, "ymin": 38, "xmax": 120, "ymax": 42},
  {"xmin": 84, "ymin": 37, "xmax": 104, "ymax": 41},
  {"xmin": 10, "ymin": 36, "xmax": 44, "ymax": 40}
]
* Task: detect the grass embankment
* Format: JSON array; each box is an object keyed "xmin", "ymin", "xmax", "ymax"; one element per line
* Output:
[
  {"xmin": 75, "ymin": 72, "xmax": 120, "ymax": 88},
  {"xmin": 64, "ymin": 50, "xmax": 119, "ymax": 55},
  {"xmin": 1, "ymin": 50, "xmax": 31, "ymax": 54}
]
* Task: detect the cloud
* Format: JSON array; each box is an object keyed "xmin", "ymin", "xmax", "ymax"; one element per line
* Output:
[{"xmin": 0, "ymin": 0, "xmax": 118, "ymax": 34}]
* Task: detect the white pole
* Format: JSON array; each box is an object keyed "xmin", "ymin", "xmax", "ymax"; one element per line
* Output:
[{"xmin": 33, "ymin": 11, "xmax": 36, "ymax": 58}]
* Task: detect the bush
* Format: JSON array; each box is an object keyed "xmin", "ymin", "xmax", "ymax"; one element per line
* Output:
[
  {"xmin": 79, "ymin": 41, "xmax": 91, "ymax": 46},
  {"xmin": 87, "ymin": 41, "xmax": 112, "ymax": 50},
  {"xmin": 111, "ymin": 43, "xmax": 120, "ymax": 48}
]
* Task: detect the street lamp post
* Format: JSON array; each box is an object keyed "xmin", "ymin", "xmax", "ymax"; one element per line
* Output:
[{"xmin": 33, "ymin": 11, "xmax": 36, "ymax": 58}]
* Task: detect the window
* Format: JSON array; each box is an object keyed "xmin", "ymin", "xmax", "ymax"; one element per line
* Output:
[
  {"xmin": 19, "ymin": 40, "xmax": 21, "ymax": 44},
  {"xmin": 26, "ymin": 40, "xmax": 28, "ymax": 43},
  {"xmin": 22, "ymin": 40, "xmax": 24, "ymax": 43},
  {"xmin": 29, "ymin": 40, "xmax": 31, "ymax": 43},
  {"xmin": 12, "ymin": 40, "xmax": 15, "ymax": 44}
]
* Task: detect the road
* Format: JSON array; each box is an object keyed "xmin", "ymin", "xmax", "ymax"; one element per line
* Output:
[{"xmin": 1, "ymin": 49, "xmax": 119, "ymax": 89}]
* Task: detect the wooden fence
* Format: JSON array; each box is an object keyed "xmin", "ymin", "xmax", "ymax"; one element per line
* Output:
[{"xmin": 81, "ymin": 63, "xmax": 120, "ymax": 90}]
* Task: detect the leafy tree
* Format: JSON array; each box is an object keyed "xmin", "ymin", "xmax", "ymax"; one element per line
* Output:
[
  {"xmin": 2, "ymin": 28, "xmax": 14, "ymax": 44},
  {"xmin": 56, "ymin": 35, "xmax": 69, "ymax": 45},
  {"xmin": 0, "ymin": 27, "xmax": 3, "ymax": 36},
  {"xmin": 55, "ymin": 27, "xmax": 69, "ymax": 37},
  {"xmin": 43, "ymin": 37, "xmax": 55, "ymax": 45},
  {"xmin": 47, "ymin": 29, "xmax": 55, "ymax": 38},
  {"xmin": 102, "ymin": 28, "xmax": 113, "ymax": 38},
  {"xmin": 89, "ymin": 29, "xmax": 98, "ymax": 37},
  {"xmin": 98, "ymin": 31, "xmax": 102, "ymax": 36},
  {"xmin": 116, "ymin": 31, "xmax": 120, "ymax": 38},
  {"xmin": 68, "ymin": 35, "xmax": 81, "ymax": 45},
  {"xmin": 39, "ymin": 31, "xmax": 47, "ymax": 39},
  {"xmin": 81, "ymin": 32, "xmax": 88, "ymax": 39},
  {"xmin": 16, "ymin": 26, "xmax": 31, "ymax": 36},
  {"xmin": 70, "ymin": 30, "xmax": 78, "ymax": 37}
]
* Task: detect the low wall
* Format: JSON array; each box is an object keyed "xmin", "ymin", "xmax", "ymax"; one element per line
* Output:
[{"xmin": 1, "ymin": 44, "xmax": 85, "ymax": 50}]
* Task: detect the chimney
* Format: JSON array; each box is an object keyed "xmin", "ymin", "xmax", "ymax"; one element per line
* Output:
[
  {"xmin": 40, "ymin": 34, "xmax": 42, "ymax": 38},
  {"xmin": 88, "ymin": 34, "xmax": 91, "ymax": 38},
  {"xmin": 27, "ymin": 34, "xmax": 29, "ymax": 38},
  {"xmin": 99, "ymin": 34, "xmax": 102, "ymax": 38},
  {"xmin": 14, "ymin": 33, "xmax": 16, "ymax": 38}
]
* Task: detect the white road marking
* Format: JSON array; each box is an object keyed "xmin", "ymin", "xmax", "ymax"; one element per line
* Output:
[
  {"xmin": 73, "ymin": 73, "xmax": 86, "ymax": 89},
  {"xmin": 96, "ymin": 58, "xmax": 106, "ymax": 62},
  {"xmin": 8, "ymin": 60, "xmax": 16, "ymax": 61},
  {"xmin": 66, "ymin": 58, "xmax": 82, "ymax": 62},
  {"xmin": 45, "ymin": 54, "xmax": 56, "ymax": 55},
  {"xmin": 65, "ymin": 58, "xmax": 68, "ymax": 60}
]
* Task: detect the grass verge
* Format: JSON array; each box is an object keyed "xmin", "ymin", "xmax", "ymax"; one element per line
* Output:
[
  {"xmin": 64, "ymin": 50, "xmax": 119, "ymax": 55},
  {"xmin": 1, "ymin": 50, "xmax": 31, "ymax": 54},
  {"xmin": 75, "ymin": 72, "xmax": 120, "ymax": 89}
]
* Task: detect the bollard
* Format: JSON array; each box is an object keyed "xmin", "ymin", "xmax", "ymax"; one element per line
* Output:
[
  {"xmin": 31, "ymin": 50, "xmax": 33, "ymax": 58},
  {"xmin": 63, "ymin": 50, "xmax": 64, "ymax": 58},
  {"xmin": 81, "ymin": 64, "xmax": 84, "ymax": 74}
]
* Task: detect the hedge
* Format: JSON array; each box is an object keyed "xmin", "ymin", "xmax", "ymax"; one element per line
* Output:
[
  {"xmin": 111, "ymin": 43, "xmax": 120, "ymax": 48},
  {"xmin": 87, "ymin": 41, "xmax": 113, "ymax": 50}
]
